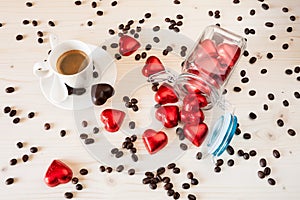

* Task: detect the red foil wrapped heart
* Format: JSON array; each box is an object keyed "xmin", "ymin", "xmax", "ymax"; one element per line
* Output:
[
  {"xmin": 155, "ymin": 105, "xmax": 180, "ymax": 128},
  {"xmin": 180, "ymin": 109, "xmax": 205, "ymax": 125},
  {"xmin": 100, "ymin": 109, "xmax": 125, "ymax": 132},
  {"xmin": 198, "ymin": 39, "xmax": 218, "ymax": 58},
  {"xmin": 143, "ymin": 129, "xmax": 168, "ymax": 154},
  {"xmin": 217, "ymin": 43, "xmax": 241, "ymax": 68},
  {"xmin": 44, "ymin": 160, "xmax": 73, "ymax": 187},
  {"xmin": 119, "ymin": 35, "xmax": 141, "ymax": 56},
  {"xmin": 183, "ymin": 123, "xmax": 208, "ymax": 147},
  {"xmin": 155, "ymin": 83, "xmax": 178, "ymax": 105},
  {"xmin": 142, "ymin": 56, "xmax": 165, "ymax": 77},
  {"xmin": 182, "ymin": 93, "xmax": 208, "ymax": 112}
]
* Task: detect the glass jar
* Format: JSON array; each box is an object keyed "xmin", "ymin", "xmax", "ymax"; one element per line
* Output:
[{"xmin": 149, "ymin": 25, "xmax": 246, "ymax": 157}]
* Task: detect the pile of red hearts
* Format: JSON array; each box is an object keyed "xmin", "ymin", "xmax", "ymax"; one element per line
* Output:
[{"xmin": 185, "ymin": 39, "xmax": 241, "ymax": 89}]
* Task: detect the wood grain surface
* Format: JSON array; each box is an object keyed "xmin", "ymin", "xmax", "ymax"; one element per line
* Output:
[{"xmin": 0, "ymin": 0, "xmax": 300, "ymax": 200}]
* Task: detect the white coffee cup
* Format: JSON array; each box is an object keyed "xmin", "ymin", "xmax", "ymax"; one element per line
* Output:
[{"xmin": 33, "ymin": 35, "xmax": 94, "ymax": 88}]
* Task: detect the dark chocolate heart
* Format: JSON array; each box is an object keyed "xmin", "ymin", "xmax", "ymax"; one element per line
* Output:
[{"xmin": 91, "ymin": 83, "xmax": 115, "ymax": 106}]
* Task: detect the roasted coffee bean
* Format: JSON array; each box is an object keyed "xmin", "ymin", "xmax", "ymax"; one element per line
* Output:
[
  {"xmin": 75, "ymin": 184, "xmax": 83, "ymax": 190},
  {"xmin": 191, "ymin": 178, "xmax": 199, "ymax": 185},
  {"xmin": 173, "ymin": 167, "xmax": 180, "ymax": 174},
  {"xmin": 106, "ymin": 167, "xmax": 113, "ymax": 173},
  {"xmin": 243, "ymin": 153, "xmax": 250, "ymax": 160},
  {"xmin": 75, "ymin": 1, "xmax": 81, "ymax": 5},
  {"xmin": 277, "ymin": 119, "xmax": 284, "ymax": 127},
  {"xmin": 249, "ymin": 150, "xmax": 257, "ymax": 157},
  {"xmin": 188, "ymin": 194, "xmax": 197, "ymax": 200},
  {"xmin": 214, "ymin": 166, "xmax": 221, "ymax": 173},
  {"xmin": 22, "ymin": 154, "xmax": 29, "ymax": 162},
  {"xmin": 261, "ymin": 167, "xmax": 271, "ymax": 177},
  {"xmin": 10, "ymin": 158, "xmax": 17, "ymax": 166},
  {"xmin": 227, "ymin": 159, "xmax": 234, "ymax": 167},
  {"xmin": 5, "ymin": 178, "xmax": 14, "ymax": 185},
  {"xmin": 13, "ymin": 117, "xmax": 20, "ymax": 124},
  {"xmin": 167, "ymin": 189, "xmax": 175, "ymax": 196},
  {"xmin": 115, "ymin": 151, "xmax": 124, "ymax": 158},
  {"xmin": 43, "ymin": 123, "xmax": 51, "ymax": 130},
  {"xmin": 163, "ymin": 177, "xmax": 170, "ymax": 183},
  {"xmin": 71, "ymin": 177, "xmax": 79, "ymax": 184},
  {"xmin": 27, "ymin": 112, "xmax": 35, "ymax": 118},
  {"xmin": 249, "ymin": 57, "xmax": 257, "ymax": 64},
  {"xmin": 130, "ymin": 147, "xmax": 137, "ymax": 154},
  {"xmin": 262, "ymin": 3, "xmax": 269, "ymax": 10},
  {"xmin": 233, "ymin": 87, "xmax": 241, "ymax": 92},
  {"xmin": 243, "ymin": 133, "xmax": 251, "ymax": 139},
  {"xmin": 132, "ymin": 105, "xmax": 139, "ymax": 112},
  {"xmin": 60, "ymin": 130, "xmax": 66, "ymax": 137},
  {"xmin": 249, "ymin": 112, "xmax": 257, "ymax": 120},
  {"xmin": 96, "ymin": 10, "xmax": 104, "ymax": 16},
  {"xmin": 64, "ymin": 192, "xmax": 73, "ymax": 199},
  {"xmin": 273, "ymin": 149, "xmax": 280, "ymax": 158},
  {"xmin": 141, "ymin": 52, "xmax": 147, "ymax": 59},
  {"xmin": 5, "ymin": 87, "xmax": 15, "ymax": 93},
  {"xmin": 4, "ymin": 106, "xmax": 11, "ymax": 114},
  {"xmin": 143, "ymin": 177, "xmax": 152, "ymax": 184},
  {"xmin": 130, "ymin": 134, "xmax": 137, "ymax": 142},
  {"xmin": 93, "ymin": 127, "xmax": 99, "ymax": 134},
  {"xmin": 235, "ymin": 127, "xmax": 241, "ymax": 135},
  {"xmin": 258, "ymin": 171, "xmax": 265, "ymax": 179},
  {"xmin": 180, "ymin": 143, "xmax": 188, "ymax": 151},
  {"xmin": 237, "ymin": 149, "xmax": 244, "ymax": 156},
  {"xmin": 182, "ymin": 183, "xmax": 190, "ymax": 189},
  {"xmin": 30, "ymin": 146, "xmax": 38, "ymax": 153},
  {"xmin": 16, "ymin": 142, "xmax": 23, "ymax": 148},
  {"xmin": 144, "ymin": 13, "xmax": 151, "ymax": 18},
  {"xmin": 80, "ymin": 133, "xmax": 88, "ymax": 139},
  {"xmin": 79, "ymin": 168, "xmax": 88, "ymax": 175},
  {"xmin": 48, "ymin": 21, "xmax": 55, "ymax": 27},
  {"xmin": 9, "ymin": 110, "xmax": 17, "ymax": 117},
  {"xmin": 287, "ymin": 129, "xmax": 296, "ymax": 136},
  {"xmin": 145, "ymin": 44, "xmax": 152, "ymax": 51},
  {"xmin": 131, "ymin": 154, "xmax": 138, "ymax": 162},
  {"xmin": 187, "ymin": 172, "xmax": 193, "ymax": 179},
  {"xmin": 268, "ymin": 178, "xmax": 276, "ymax": 185},
  {"xmin": 196, "ymin": 152, "xmax": 203, "ymax": 160},
  {"xmin": 173, "ymin": 192, "xmax": 180, "ymax": 199},
  {"xmin": 216, "ymin": 159, "xmax": 224, "ymax": 166},
  {"xmin": 128, "ymin": 168, "xmax": 135, "ymax": 175},
  {"xmin": 16, "ymin": 34, "xmax": 23, "ymax": 41},
  {"xmin": 167, "ymin": 163, "xmax": 176, "ymax": 169},
  {"xmin": 164, "ymin": 183, "xmax": 173, "ymax": 190},
  {"xmin": 111, "ymin": 148, "xmax": 119, "ymax": 154},
  {"xmin": 145, "ymin": 171, "xmax": 154, "ymax": 178},
  {"xmin": 149, "ymin": 183, "xmax": 157, "ymax": 190},
  {"xmin": 282, "ymin": 43, "xmax": 289, "ymax": 50},
  {"xmin": 153, "ymin": 37, "xmax": 160, "ymax": 43},
  {"xmin": 226, "ymin": 145, "xmax": 235, "ymax": 155},
  {"xmin": 116, "ymin": 165, "xmax": 124, "ymax": 173},
  {"xmin": 99, "ymin": 166, "xmax": 105, "ymax": 172},
  {"xmin": 259, "ymin": 158, "xmax": 267, "ymax": 167},
  {"xmin": 151, "ymin": 178, "xmax": 159, "ymax": 184}
]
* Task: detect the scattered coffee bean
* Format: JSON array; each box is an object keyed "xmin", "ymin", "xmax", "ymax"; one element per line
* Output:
[
  {"xmin": 277, "ymin": 119, "xmax": 284, "ymax": 127},
  {"xmin": 258, "ymin": 171, "xmax": 265, "ymax": 179},
  {"xmin": 128, "ymin": 168, "xmax": 135, "ymax": 175},
  {"xmin": 99, "ymin": 166, "xmax": 105, "ymax": 172},
  {"xmin": 145, "ymin": 171, "xmax": 154, "ymax": 178},
  {"xmin": 106, "ymin": 167, "xmax": 113, "ymax": 173},
  {"xmin": 27, "ymin": 112, "xmax": 35, "ymax": 118},
  {"xmin": 64, "ymin": 192, "xmax": 73, "ymax": 199},
  {"xmin": 80, "ymin": 133, "xmax": 88, "ymax": 139},
  {"xmin": 5, "ymin": 178, "xmax": 14, "ymax": 185},
  {"xmin": 131, "ymin": 134, "xmax": 137, "ymax": 142},
  {"xmin": 13, "ymin": 117, "xmax": 20, "ymax": 124},
  {"xmin": 26, "ymin": 2, "xmax": 33, "ymax": 7},
  {"xmin": 287, "ymin": 129, "xmax": 296, "ymax": 136},
  {"xmin": 132, "ymin": 105, "xmax": 139, "ymax": 112},
  {"xmin": 96, "ymin": 10, "xmax": 104, "ymax": 16},
  {"xmin": 116, "ymin": 165, "xmax": 124, "ymax": 172},
  {"xmin": 153, "ymin": 37, "xmax": 160, "ymax": 43},
  {"xmin": 243, "ymin": 153, "xmax": 250, "ymax": 160},
  {"xmin": 249, "ymin": 150, "xmax": 257, "ymax": 157},
  {"xmin": 16, "ymin": 34, "xmax": 23, "ymax": 41},
  {"xmin": 180, "ymin": 143, "xmax": 188, "ymax": 151},
  {"xmin": 16, "ymin": 142, "xmax": 23, "ymax": 149},
  {"xmin": 84, "ymin": 138, "xmax": 94, "ymax": 145},
  {"xmin": 9, "ymin": 110, "xmax": 16, "ymax": 117},
  {"xmin": 268, "ymin": 178, "xmax": 276, "ymax": 186},
  {"xmin": 196, "ymin": 152, "xmax": 203, "ymax": 160},
  {"xmin": 32, "ymin": 20, "xmax": 38, "ymax": 26},
  {"xmin": 22, "ymin": 154, "xmax": 29, "ymax": 162},
  {"xmin": 164, "ymin": 183, "xmax": 173, "ymax": 190},
  {"xmin": 167, "ymin": 163, "xmax": 176, "ymax": 169},
  {"xmin": 167, "ymin": 189, "xmax": 175, "ymax": 196},
  {"xmin": 81, "ymin": 120, "xmax": 88, "ymax": 127},
  {"xmin": 191, "ymin": 178, "xmax": 199, "ymax": 185},
  {"xmin": 72, "ymin": 177, "xmax": 79, "ymax": 184},
  {"xmin": 214, "ymin": 166, "xmax": 221, "ymax": 173},
  {"xmin": 273, "ymin": 149, "xmax": 280, "ymax": 158},
  {"xmin": 143, "ymin": 177, "xmax": 151, "ymax": 184},
  {"xmin": 282, "ymin": 43, "xmax": 289, "ymax": 50},
  {"xmin": 216, "ymin": 159, "xmax": 224, "ymax": 166},
  {"xmin": 264, "ymin": 167, "xmax": 271, "ymax": 176},
  {"xmin": 173, "ymin": 192, "xmax": 180, "ymax": 199},
  {"xmin": 5, "ymin": 87, "xmax": 15, "ymax": 93},
  {"xmin": 44, "ymin": 123, "xmax": 51, "ymax": 130},
  {"xmin": 243, "ymin": 133, "xmax": 251, "ymax": 139},
  {"xmin": 261, "ymin": 3, "xmax": 269, "ymax": 10},
  {"xmin": 87, "ymin": 21, "xmax": 93, "ymax": 26},
  {"xmin": 260, "ymin": 158, "xmax": 267, "ymax": 167},
  {"xmin": 131, "ymin": 154, "xmax": 138, "ymax": 162},
  {"xmin": 23, "ymin": 19, "xmax": 30, "ymax": 25},
  {"xmin": 79, "ymin": 168, "xmax": 88, "ymax": 175},
  {"xmin": 4, "ymin": 106, "xmax": 11, "ymax": 114},
  {"xmin": 30, "ymin": 146, "xmax": 38, "ymax": 153},
  {"xmin": 233, "ymin": 87, "xmax": 241, "ymax": 92},
  {"xmin": 188, "ymin": 194, "xmax": 197, "ymax": 200},
  {"xmin": 48, "ymin": 21, "xmax": 55, "ymax": 27},
  {"xmin": 226, "ymin": 145, "xmax": 235, "ymax": 155},
  {"xmin": 173, "ymin": 167, "xmax": 180, "ymax": 174},
  {"xmin": 76, "ymin": 184, "xmax": 83, "ymax": 190},
  {"xmin": 75, "ymin": 1, "xmax": 81, "ymax": 5},
  {"xmin": 237, "ymin": 149, "xmax": 244, "ymax": 156},
  {"xmin": 182, "ymin": 183, "xmax": 190, "ymax": 189},
  {"xmin": 249, "ymin": 57, "xmax": 257, "ymax": 64},
  {"xmin": 115, "ymin": 150, "xmax": 124, "ymax": 158},
  {"xmin": 187, "ymin": 172, "xmax": 193, "ymax": 179},
  {"xmin": 227, "ymin": 159, "xmax": 234, "ymax": 167},
  {"xmin": 10, "ymin": 158, "xmax": 17, "ymax": 166},
  {"xmin": 149, "ymin": 183, "xmax": 157, "ymax": 190}
]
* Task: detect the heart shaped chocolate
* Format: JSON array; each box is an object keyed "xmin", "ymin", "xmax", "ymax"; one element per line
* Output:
[
  {"xmin": 217, "ymin": 43, "xmax": 241, "ymax": 67},
  {"xmin": 183, "ymin": 123, "xmax": 208, "ymax": 147},
  {"xmin": 142, "ymin": 56, "xmax": 165, "ymax": 77},
  {"xmin": 182, "ymin": 93, "xmax": 208, "ymax": 112},
  {"xmin": 100, "ymin": 109, "xmax": 125, "ymax": 132},
  {"xmin": 44, "ymin": 160, "xmax": 73, "ymax": 187},
  {"xmin": 142, "ymin": 129, "xmax": 168, "ymax": 154},
  {"xmin": 119, "ymin": 35, "xmax": 141, "ymax": 56},
  {"xmin": 155, "ymin": 83, "xmax": 178, "ymax": 105},
  {"xmin": 91, "ymin": 83, "xmax": 115, "ymax": 106},
  {"xmin": 180, "ymin": 109, "xmax": 205, "ymax": 125},
  {"xmin": 155, "ymin": 105, "xmax": 180, "ymax": 128}
]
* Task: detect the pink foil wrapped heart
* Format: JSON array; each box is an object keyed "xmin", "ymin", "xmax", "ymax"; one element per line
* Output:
[
  {"xmin": 183, "ymin": 123, "xmax": 208, "ymax": 147},
  {"xmin": 119, "ymin": 35, "xmax": 141, "ymax": 56},
  {"xmin": 155, "ymin": 105, "xmax": 180, "ymax": 128},
  {"xmin": 142, "ymin": 56, "xmax": 165, "ymax": 77},
  {"xmin": 155, "ymin": 83, "xmax": 178, "ymax": 105},
  {"xmin": 44, "ymin": 160, "xmax": 73, "ymax": 187},
  {"xmin": 100, "ymin": 109, "xmax": 125, "ymax": 132}
]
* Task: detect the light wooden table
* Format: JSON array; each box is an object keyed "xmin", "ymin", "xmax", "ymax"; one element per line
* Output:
[{"xmin": 0, "ymin": 0, "xmax": 300, "ymax": 199}]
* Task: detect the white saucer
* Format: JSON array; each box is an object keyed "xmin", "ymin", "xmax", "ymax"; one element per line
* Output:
[{"xmin": 39, "ymin": 44, "xmax": 117, "ymax": 110}]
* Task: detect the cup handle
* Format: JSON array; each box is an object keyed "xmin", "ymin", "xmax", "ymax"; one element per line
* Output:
[
  {"xmin": 33, "ymin": 62, "xmax": 53, "ymax": 78},
  {"xmin": 49, "ymin": 34, "xmax": 59, "ymax": 49}
]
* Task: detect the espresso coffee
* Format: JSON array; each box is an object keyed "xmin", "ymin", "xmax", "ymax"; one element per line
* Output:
[{"xmin": 56, "ymin": 50, "xmax": 89, "ymax": 75}]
